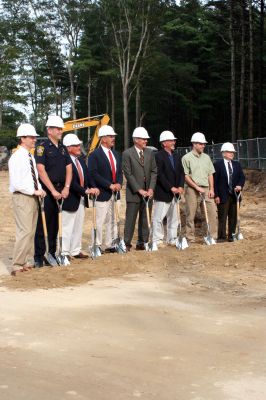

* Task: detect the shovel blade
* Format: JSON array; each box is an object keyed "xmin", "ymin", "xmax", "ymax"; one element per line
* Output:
[
  {"xmin": 61, "ymin": 255, "xmax": 70, "ymax": 266},
  {"xmin": 45, "ymin": 253, "xmax": 58, "ymax": 267},
  {"xmin": 89, "ymin": 246, "xmax": 101, "ymax": 259},
  {"xmin": 144, "ymin": 241, "xmax": 158, "ymax": 251},
  {"xmin": 237, "ymin": 232, "xmax": 244, "ymax": 240},
  {"xmin": 176, "ymin": 237, "xmax": 189, "ymax": 250},
  {"xmin": 204, "ymin": 235, "xmax": 216, "ymax": 245},
  {"xmin": 115, "ymin": 239, "xmax": 127, "ymax": 254}
]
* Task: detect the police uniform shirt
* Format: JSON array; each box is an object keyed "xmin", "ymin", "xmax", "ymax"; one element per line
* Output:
[{"xmin": 35, "ymin": 139, "xmax": 72, "ymax": 184}]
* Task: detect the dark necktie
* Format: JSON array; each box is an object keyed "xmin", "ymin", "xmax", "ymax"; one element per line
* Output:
[
  {"xmin": 139, "ymin": 150, "xmax": 144, "ymax": 166},
  {"xmin": 169, "ymin": 153, "xmax": 175, "ymax": 169},
  {"xmin": 29, "ymin": 152, "xmax": 38, "ymax": 190},
  {"xmin": 108, "ymin": 150, "xmax": 116, "ymax": 183},
  {"xmin": 75, "ymin": 158, "xmax": 84, "ymax": 187},
  {"xmin": 228, "ymin": 162, "xmax": 233, "ymax": 193}
]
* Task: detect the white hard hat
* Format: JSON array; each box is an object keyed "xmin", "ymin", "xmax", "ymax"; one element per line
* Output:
[
  {"xmin": 221, "ymin": 142, "xmax": 236, "ymax": 152},
  {"xmin": 16, "ymin": 123, "xmax": 39, "ymax": 137},
  {"xmin": 98, "ymin": 125, "xmax": 117, "ymax": 137},
  {"xmin": 159, "ymin": 130, "xmax": 177, "ymax": 142},
  {"xmin": 46, "ymin": 115, "xmax": 64, "ymax": 128},
  {"xmin": 63, "ymin": 133, "xmax": 82, "ymax": 147},
  {"xmin": 132, "ymin": 127, "xmax": 150, "ymax": 139},
  {"xmin": 191, "ymin": 132, "xmax": 208, "ymax": 143}
]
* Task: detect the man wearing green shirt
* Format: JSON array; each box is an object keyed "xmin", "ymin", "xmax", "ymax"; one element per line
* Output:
[{"xmin": 182, "ymin": 132, "xmax": 217, "ymax": 243}]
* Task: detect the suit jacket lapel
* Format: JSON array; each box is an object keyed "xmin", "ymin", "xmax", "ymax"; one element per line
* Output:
[
  {"xmin": 99, "ymin": 146, "xmax": 112, "ymax": 172},
  {"xmin": 131, "ymin": 146, "xmax": 143, "ymax": 166}
]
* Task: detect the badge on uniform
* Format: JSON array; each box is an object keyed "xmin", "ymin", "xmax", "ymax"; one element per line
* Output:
[
  {"xmin": 61, "ymin": 148, "xmax": 65, "ymax": 155},
  {"xmin": 36, "ymin": 146, "xmax": 44, "ymax": 156}
]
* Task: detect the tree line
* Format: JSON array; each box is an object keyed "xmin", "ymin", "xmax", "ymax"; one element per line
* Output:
[{"xmin": 0, "ymin": 0, "xmax": 265, "ymax": 150}]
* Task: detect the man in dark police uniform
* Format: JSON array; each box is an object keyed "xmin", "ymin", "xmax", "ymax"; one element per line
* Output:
[{"xmin": 34, "ymin": 115, "xmax": 72, "ymax": 267}]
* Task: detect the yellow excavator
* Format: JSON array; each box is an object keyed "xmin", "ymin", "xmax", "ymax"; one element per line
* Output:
[
  {"xmin": 13, "ymin": 113, "xmax": 110, "ymax": 155},
  {"xmin": 63, "ymin": 113, "xmax": 110, "ymax": 154}
]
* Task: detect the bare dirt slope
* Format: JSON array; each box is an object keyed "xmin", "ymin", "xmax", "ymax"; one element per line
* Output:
[{"xmin": 0, "ymin": 170, "xmax": 266, "ymax": 400}]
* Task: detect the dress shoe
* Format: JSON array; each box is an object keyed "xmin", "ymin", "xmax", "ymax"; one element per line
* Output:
[
  {"xmin": 217, "ymin": 238, "xmax": 227, "ymax": 243},
  {"xmin": 228, "ymin": 238, "xmax": 234, "ymax": 242},
  {"xmin": 136, "ymin": 243, "xmax": 145, "ymax": 251},
  {"xmin": 34, "ymin": 259, "xmax": 44, "ymax": 268},
  {"xmin": 125, "ymin": 244, "xmax": 132, "ymax": 252},
  {"xmin": 105, "ymin": 247, "xmax": 117, "ymax": 254},
  {"xmin": 73, "ymin": 252, "xmax": 89, "ymax": 259}
]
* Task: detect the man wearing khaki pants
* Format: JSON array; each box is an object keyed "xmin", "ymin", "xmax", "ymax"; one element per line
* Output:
[
  {"xmin": 8, "ymin": 124, "xmax": 46, "ymax": 275},
  {"xmin": 182, "ymin": 132, "xmax": 217, "ymax": 243}
]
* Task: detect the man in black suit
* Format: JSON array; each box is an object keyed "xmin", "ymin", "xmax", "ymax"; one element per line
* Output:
[
  {"xmin": 214, "ymin": 142, "xmax": 245, "ymax": 242},
  {"xmin": 87, "ymin": 125, "xmax": 123, "ymax": 253},
  {"xmin": 62, "ymin": 134, "xmax": 99, "ymax": 259},
  {"xmin": 152, "ymin": 131, "xmax": 185, "ymax": 247}
]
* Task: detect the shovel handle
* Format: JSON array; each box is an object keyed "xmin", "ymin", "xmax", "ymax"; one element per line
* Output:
[
  {"xmin": 200, "ymin": 193, "xmax": 209, "ymax": 225},
  {"xmin": 92, "ymin": 195, "xmax": 97, "ymax": 229}
]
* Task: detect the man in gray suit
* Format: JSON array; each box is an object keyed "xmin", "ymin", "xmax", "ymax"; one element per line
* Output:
[{"xmin": 122, "ymin": 127, "xmax": 157, "ymax": 251}]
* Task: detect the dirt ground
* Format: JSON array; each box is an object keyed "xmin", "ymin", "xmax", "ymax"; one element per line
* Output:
[{"xmin": 0, "ymin": 170, "xmax": 266, "ymax": 400}]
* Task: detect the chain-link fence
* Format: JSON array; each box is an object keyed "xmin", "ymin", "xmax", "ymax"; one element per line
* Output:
[{"xmin": 175, "ymin": 137, "xmax": 266, "ymax": 170}]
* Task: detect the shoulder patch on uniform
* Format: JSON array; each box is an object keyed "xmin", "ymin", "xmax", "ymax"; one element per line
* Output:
[{"xmin": 36, "ymin": 146, "xmax": 44, "ymax": 156}]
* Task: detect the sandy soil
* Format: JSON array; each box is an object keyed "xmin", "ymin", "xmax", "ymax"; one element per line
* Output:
[{"xmin": 0, "ymin": 170, "xmax": 266, "ymax": 400}]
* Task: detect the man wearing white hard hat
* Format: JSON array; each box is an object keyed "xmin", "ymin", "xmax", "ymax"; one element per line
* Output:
[
  {"xmin": 152, "ymin": 131, "xmax": 185, "ymax": 247},
  {"xmin": 61, "ymin": 134, "xmax": 100, "ymax": 259},
  {"xmin": 87, "ymin": 125, "xmax": 123, "ymax": 253},
  {"xmin": 34, "ymin": 115, "xmax": 72, "ymax": 267},
  {"xmin": 122, "ymin": 127, "xmax": 157, "ymax": 251},
  {"xmin": 214, "ymin": 142, "xmax": 245, "ymax": 242},
  {"xmin": 8, "ymin": 124, "xmax": 46, "ymax": 275},
  {"xmin": 182, "ymin": 132, "xmax": 217, "ymax": 243}
]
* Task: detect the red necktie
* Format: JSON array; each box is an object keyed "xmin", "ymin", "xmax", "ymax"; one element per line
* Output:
[
  {"xmin": 108, "ymin": 150, "xmax": 116, "ymax": 183},
  {"xmin": 75, "ymin": 158, "xmax": 84, "ymax": 187}
]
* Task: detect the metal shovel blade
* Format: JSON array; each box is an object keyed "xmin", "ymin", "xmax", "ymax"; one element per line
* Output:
[
  {"xmin": 176, "ymin": 236, "xmax": 189, "ymax": 250},
  {"xmin": 44, "ymin": 252, "xmax": 58, "ymax": 267},
  {"xmin": 144, "ymin": 241, "xmax": 158, "ymax": 251},
  {"xmin": 232, "ymin": 232, "xmax": 243, "ymax": 241},
  {"xmin": 89, "ymin": 245, "xmax": 101, "ymax": 259},
  {"xmin": 114, "ymin": 238, "xmax": 127, "ymax": 254},
  {"xmin": 204, "ymin": 235, "xmax": 216, "ymax": 246},
  {"xmin": 61, "ymin": 255, "xmax": 70, "ymax": 266}
]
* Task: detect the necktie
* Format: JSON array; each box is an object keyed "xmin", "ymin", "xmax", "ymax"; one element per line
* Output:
[
  {"xmin": 108, "ymin": 150, "xmax": 116, "ymax": 183},
  {"xmin": 75, "ymin": 158, "xmax": 84, "ymax": 187},
  {"xmin": 228, "ymin": 162, "xmax": 233, "ymax": 193},
  {"xmin": 29, "ymin": 152, "xmax": 38, "ymax": 190},
  {"xmin": 139, "ymin": 150, "xmax": 144, "ymax": 166},
  {"xmin": 169, "ymin": 153, "xmax": 175, "ymax": 169}
]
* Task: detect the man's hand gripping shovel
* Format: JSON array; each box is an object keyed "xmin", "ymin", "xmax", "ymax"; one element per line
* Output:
[
  {"xmin": 38, "ymin": 198, "xmax": 58, "ymax": 267},
  {"xmin": 174, "ymin": 194, "xmax": 189, "ymax": 250},
  {"xmin": 200, "ymin": 192, "xmax": 216, "ymax": 245},
  {"xmin": 232, "ymin": 191, "xmax": 244, "ymax": 241},
  {"xmin": 112, "ymin": 192, "xmax": 127, "ymax": 253},
  {"xmin": 56, "ymin": 199, "xmax": 70, "ymax": 266},
  {"xmin": 89, "ymin": 195, "xmax": 102, "ymax": 259}
]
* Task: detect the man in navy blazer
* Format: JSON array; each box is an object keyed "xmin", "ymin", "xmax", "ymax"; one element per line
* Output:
[
  {"xmin": 214, "ymin": 142, "xmax": 245, "ymax": 242},
  {"xmin": 152, "ymin": 131, "xmax": 185, "ymax": 246},
  {"xmin": 62, "ymin": 134, "xmax": 99, "ymax": 259},
  {"xmin": 87, "ymin": 125, "xmax": 123, "ymax": 252}
]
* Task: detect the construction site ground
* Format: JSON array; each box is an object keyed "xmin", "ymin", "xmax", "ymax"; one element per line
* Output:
[{"xmin": 0, "ymin": 169, "xmax": 265, "ymax": 400}]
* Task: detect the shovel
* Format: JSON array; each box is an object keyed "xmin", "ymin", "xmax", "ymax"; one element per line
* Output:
[
  {"xmin": 174, "ymin": 194, "xmax": 189, "ymax": 250},
  {"xmin": 200, "ymin": 193, "xmax": 216, "ymax": 245},
  {"xmin": 89, "ymin": 195, "xmax": 101, "ymax": 259},
  {"xmin": 56, "ymin": 199, "xmax": 70, "ymax": 266},
  {"xmin": 143, "ymin": 196, "xmax": 157, "ymax": 251},
  {"xmin": 112, "ymin": 192, "xmax": 127, "ymax": 253},
  {"xmin": 38, "ymin": 198, "xmax": 58, "ymax": 267},
  {"xmin": 232, "ymin": 191, "xmax": 244, "ymax": 241}
]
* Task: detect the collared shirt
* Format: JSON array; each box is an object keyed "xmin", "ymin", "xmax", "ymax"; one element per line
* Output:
[
  {"xmin": 134, "ymin": 146, "xmax": 143, "ymax": 158},
  {"xmin": 101, "ymin": 145, "xmax": 117, "ymax": 170},
  {"xmin": 35, "ymin": 139, "xmax": 72, "ymax": 184},
  {"xmin": 70, "ymin": 155, "xmax": 84, "ymax": 180},
  {"xmin": 9, "ymin": 146, "xmax": 42, "ymax": 195},
  {"xmin": 223, "ymin": 159, "xmax": 233, "ymax": 185},
  {"xmin": 182, "ymin": 150, "xmax": 215, "ymax": 187}
]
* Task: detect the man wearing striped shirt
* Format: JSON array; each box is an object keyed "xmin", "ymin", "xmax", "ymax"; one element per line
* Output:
[{"xmin": 8, "ymin": 124, "xmax": 45, "ymax": 276}]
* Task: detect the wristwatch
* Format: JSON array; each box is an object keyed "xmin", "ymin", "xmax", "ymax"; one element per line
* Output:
[{"xmin": 65, "ymin": 184, "xmax": 70, "ymax": 188}]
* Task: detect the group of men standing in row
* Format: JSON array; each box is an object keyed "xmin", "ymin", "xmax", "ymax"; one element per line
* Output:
[{"xmin": 8, "ymin": 116, "xmax": 245, "ymax": 275}]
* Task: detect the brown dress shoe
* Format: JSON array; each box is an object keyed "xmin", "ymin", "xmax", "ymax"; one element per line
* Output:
[
  {"xmin": 73, "ymin": 252, "xmax": 89, "ymax": 259},
  {"xmin": 136, "ymin": 243, "xmax": 145, "ymax": 251}
]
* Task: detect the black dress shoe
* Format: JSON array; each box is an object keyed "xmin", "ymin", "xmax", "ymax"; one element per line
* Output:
[
  {"xmin": 136, "ymin": 243, "xmax": 145, "ymax": 251},
  {"xmin": 34, "ymin": 259, "xmax": 44, "ymax": 268},
  {"xmin": 73, "ymin": 252, "xmax": 89, "ymax": 259},
  {"xmin": 125, "ymin": 244, "xmax": 132, "ymax": 252},
  {"xmin": 217, "ymin": 238, "xmax": 226, "ymax": 243},
  {"xmin": 105, "ymin": 247, "xmax": 117, "ymax": 254}
]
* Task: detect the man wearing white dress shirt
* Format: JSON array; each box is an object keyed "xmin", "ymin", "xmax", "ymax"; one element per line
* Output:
[
  {"xmin": 87, "ymin": 125, "xmax": 123, "ymax": 253},
  {"xmin": 8, "ymin": 123, "xmax": 46, "ymax": 275},
  {"xmin": 214, "ymin": 142, "xmax": 245, "ymax": 242},
  {"xmin": 62, "ymin": 134, "xmax": 99, "ymax": 259}
]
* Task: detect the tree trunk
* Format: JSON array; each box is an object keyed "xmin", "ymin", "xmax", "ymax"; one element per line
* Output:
[
  {"xmin": 68, "ymin": 65, "xmax": 76, "ymax": 120},
  {"xmin": 123, "ymin": 86, "xmax": 129, "ymax": 149},
  {"xmin": 0, "ymin": 96, "xmax": 3, "ymax": 129},
  {"xmin": 258, "ymin": 0, "xmax": 264, "ymax": 136},
  {"xmin": 248, "ymin": 0, "xmax": 254, "ymax": 139},
  {"xmin": 111, "ymin": 79, "xmax": 115, "ymax": 130},
  {"xmin": 237, "ymin": 0, "xmax": 246, "ymax": 140},
  {"xmin": 135, "ymin": 81, "xmax": 141, "ymax": 126},
  {"xmin": 87, "ymin": 73, "xmax": 91, "ymax": 143},
  {"xmin": 230, "ymin": 0, "xmax": 236, "ymax": 142}
]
